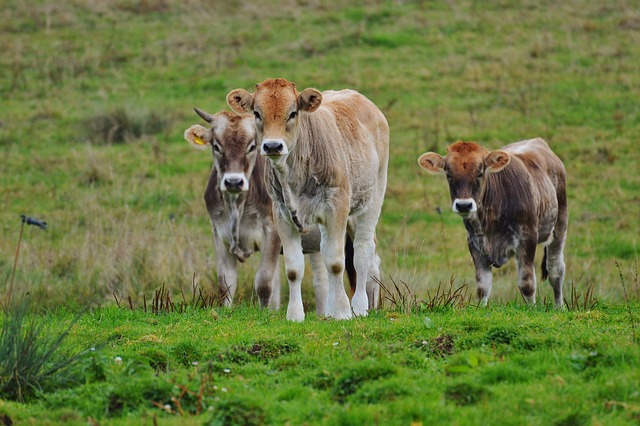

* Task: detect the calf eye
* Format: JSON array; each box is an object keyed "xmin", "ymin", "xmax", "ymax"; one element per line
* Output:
[
  {"xmin": 253, "ymin": 111, "xmax": 262, "ymax": 120},
  {"xmin": 288, "ymin": 111, "xmax": 297, "ymax": 121},
  {"xmin": 212, "ymin": 143, "xmax": 222, "ymax": 154},
  {"xmin": 248, "ymin": 142, "xmax": 256, "ymax": 153}
]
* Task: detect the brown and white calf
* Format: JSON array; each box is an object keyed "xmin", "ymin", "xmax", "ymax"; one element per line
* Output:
[
  {"xmin": 227, "ymin": 78, "xmax": 388, "ymax": 321},
  {"xmin": 184, "ymin": 109, "xmax": 334, "ymax": 311},
  {"xmin": 418, "ymin": 138, "xmax": 567, "ymax": 308}
]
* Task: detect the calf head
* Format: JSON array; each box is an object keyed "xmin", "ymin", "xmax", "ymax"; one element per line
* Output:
[
  {"xmin": 226, "ymin": 78, "xmax": 322, "ymax": 162},
  {"xmin": 184, "ymin": 109, "xmax": 257, "ymax": 195},
  {"xmin": 418, "ymin": 141, "xmax": 510, "ymax": 218}
]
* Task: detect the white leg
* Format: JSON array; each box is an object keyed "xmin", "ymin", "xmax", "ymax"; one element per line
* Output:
[
  {"xmin": 476, "ymin": 265, "xmax": 493, "ymax": 307},
  {"xmin": 275, "ymin": 214, "xmax": 305, "ymax": 322},
  {"xmin": 468, "ymin": 239, "xmax": 493, "ymax": 307},
  {"xmin": 351, "ymin": 211, "xmax": 380, "ymax": 317},
  {"xmin": 308, "ymin": 252, "xmax": 328, "ymax": 316},
  {"xmin": 320, "ymin": 219, "xmax": 352, "ymax": 320},
  {"xmin": 366, "ymin": 250, "xmax": 381, "ymax": 310}
]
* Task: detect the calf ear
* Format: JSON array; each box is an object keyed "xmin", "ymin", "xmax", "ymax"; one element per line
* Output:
[
  {"xmin": 418, "ymin": 152, "xmax": 446, "ymax": 174},
  {"xmin": 184, "ymin": 125, "xmax": 212, "ymax": 151},
  {"xmin": 298, "ymin": 88, "xmax": 322, "ymax": 112},
  {"xmin": 485, "ymin": 150, "xmax": 510, "ymax": 173},
  {"xmin": 227, "ymin": 89, "xmax": 253, "ymax": 113}
]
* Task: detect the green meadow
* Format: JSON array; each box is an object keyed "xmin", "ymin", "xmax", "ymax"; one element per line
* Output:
[{"xmin": 1, "ymin": 0, "xmax": 639, "ymax": 424}]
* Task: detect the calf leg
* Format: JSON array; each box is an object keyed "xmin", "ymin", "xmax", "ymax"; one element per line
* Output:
[
  {"xmin": 320, "ymin": 213, "xmax": 352, "ymax": 320},
  {"xmin": 352, "ymin": 210, "xmax": 379, "ymax": 317},
  {"xmin": 545, "ymin": 224, "xmax": 567, "ymax": 309},
  {"xmin": 366, "ymin": 251, "xmax": 381, "ymax": 310},
  {"xmin": 516, "ymin": 239, "xmax": 538, "ymax": 305},
  {"xmin": 213, "ymin": 230, "xmax": 238, "ymax": 307},
  {"xmin": 275, "ymin": 214, "xmax": 306, "ymax": 322},
  {"xmin": 308, "ymin": 252, "xmax": 329, "ymax": 316},
  {"xmin": 348, "ymin": 218, "xmax": 381, "ymax": 310},
  {"xmin": 269, "ymin": 258, "xmax": 281, "ymax": 310},
  {"xmin": 254, "ymin": 227, "xmax": 281, "ymax": 310},
  {"xmin": 469, "ymin": 243, "xmax": 493, "ymax": 306},
  {"xmin": 546, "ymin": 174, "xmax": 568, "ymax": 309}
]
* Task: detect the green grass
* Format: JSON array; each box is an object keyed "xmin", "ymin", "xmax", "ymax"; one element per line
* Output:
[
  {"xmin": 1, "ymin": 304, "xmax": 640, "ymax": 424},
  {"xmin": 0, "ymin": 0, "xmax": 639, "ymax": 423},
  {"xmin": 1, "ymin": 0, "xmax": 638, "ymax": 305}
]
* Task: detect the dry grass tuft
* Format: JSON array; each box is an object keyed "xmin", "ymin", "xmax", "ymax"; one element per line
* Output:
[
  {"xmin": 562, "ymin": 279, "xmax": 598, "ymax": 311},
  {"xmin": 82, "ymin": 108, "xmax": 170, "ymax": 145}
]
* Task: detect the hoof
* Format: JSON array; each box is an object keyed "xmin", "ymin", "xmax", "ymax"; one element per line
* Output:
[
  {"xmin": 351, "ymin": 292, "xmax": 369, "ymax": 317},
  {"xmin": 286, "ymin": 304, "xmax": 305, "ymax": 322},
  {"xmin": 327, "ymin": 308, "xmax": 353, "ymax": 320},
  {"xmin": 352, "ymin": 305, "xmax": 369, "ymax": 317}
]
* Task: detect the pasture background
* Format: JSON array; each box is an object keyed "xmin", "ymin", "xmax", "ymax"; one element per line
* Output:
[{"xmin": 1, "ymin": 0, "xmax": 639, "ymax": 308}]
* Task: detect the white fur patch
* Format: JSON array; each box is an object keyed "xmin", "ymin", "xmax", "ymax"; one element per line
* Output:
[
  {"xmin": 241, "ymin": 117, "xmax": 256, "ymax": 140},
  {"xmin": 211, "ymin": 114, "xmax": 228, "ymax": 138},
  {"xmin": 477, "ymin": 267, "xmax": 492, "ymax": 306}
]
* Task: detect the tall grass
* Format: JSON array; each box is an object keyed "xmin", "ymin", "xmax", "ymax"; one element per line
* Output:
[{"xmin": 0, "ymin": 296, "xmax": 85, "ymax": 402}]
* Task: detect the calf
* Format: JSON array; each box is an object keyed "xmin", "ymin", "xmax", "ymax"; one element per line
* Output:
[
  {"xmin": 185, "ymin": 109, "xmax": 333, "ymax": 311},
  {"xmin": 227, "ymin": 78, "xmax": 388, "ymax": 321},
  {"xmin": 418, "ymin": 138, "xmax": 567, "ymax": 308}
]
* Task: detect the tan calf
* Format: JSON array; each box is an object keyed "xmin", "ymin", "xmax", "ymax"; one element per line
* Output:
[{"xmin": 227, "ymin": 78, "xmax": 388, "ymax": 321}]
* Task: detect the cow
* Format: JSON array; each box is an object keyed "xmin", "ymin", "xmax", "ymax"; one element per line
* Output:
[
  {"xmin": 227, "ymin": 78, "xmax": 389, "ymax": 321},
  {"xmin": 418, "ymin": 138, "xmax": 567, "ymax": 308},
  {"xmin": 184, "ymin": 109, "xmax": 337, "ymax": 313}
]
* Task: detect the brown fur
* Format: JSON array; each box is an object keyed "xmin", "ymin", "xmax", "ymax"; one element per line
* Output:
[{"xmin": 420, "ymin": 138, "xmax": 567, "ymax": 307}]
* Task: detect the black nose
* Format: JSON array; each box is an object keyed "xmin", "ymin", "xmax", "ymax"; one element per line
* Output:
[
  {"xmin": 263, "ymin": 141, "xmax": 283, "ymax": 155},
  {"xmin": 224, "ymin": 178, "xmax": 243, "ymax": 190},
  {"xmin": 455, "ymin": 201, "xmax": 473, "ymax": 213}
]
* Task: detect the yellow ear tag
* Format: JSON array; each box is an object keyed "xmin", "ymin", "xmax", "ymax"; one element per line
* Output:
[{"xmin": 193, "ymin": 135, "xmax": 206, "ymax": 146}]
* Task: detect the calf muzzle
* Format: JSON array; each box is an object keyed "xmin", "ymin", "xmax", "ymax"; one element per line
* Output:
[
  {"xmin": 452, "ymin": 198, "xmax": 477, "ymax": 216},
  {"xmin": 261, "ymin": 139, "xmax": 287, "ymax": 157}
]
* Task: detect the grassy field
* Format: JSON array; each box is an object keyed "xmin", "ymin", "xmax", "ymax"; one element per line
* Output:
[
  {"xmin": 0, "ymin": 0, "xmax": 639, "ymax": 423},
  {"xmin": 1, "ymin": 303, "xmax": 640, "ymax": 425},
  {"xmin": 1, "ymin": 0, "xmax": 638, "ymax": 306}
]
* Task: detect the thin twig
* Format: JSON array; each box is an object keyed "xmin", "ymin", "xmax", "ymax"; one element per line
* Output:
[
  {"xmin": 616, "ymin": 260, "xmax": 637, "ymax": 344},
  {"xmin": 7, "ymin": 219, "xmax": 26, "ymax": 305}
]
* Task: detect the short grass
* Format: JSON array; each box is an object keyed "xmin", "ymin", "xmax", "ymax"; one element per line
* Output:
[{"xmin": 1, "ymin": 303, "xmax": 640, "ymax": 425}]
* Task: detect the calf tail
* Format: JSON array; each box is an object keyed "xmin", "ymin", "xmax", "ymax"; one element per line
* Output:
[
  {"xmin": 345, "ymin": 234, "xmax": 357, "ymax": 296},
  {"xmin": 541, "ymin": 246, "xmax": 549, "ymax": 281}
]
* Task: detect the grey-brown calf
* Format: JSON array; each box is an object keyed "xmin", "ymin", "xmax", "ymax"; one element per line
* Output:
[
  {"xmin": 418, "ymin": 138, "xmax": 567, "ymax": 308},
  {"xmin": 185, "ymin": 110, "xmax": 282, "ymax": 308},
  {"xmin": 184, "ymin": 109, "xmax": 362, "ymax": 313}
]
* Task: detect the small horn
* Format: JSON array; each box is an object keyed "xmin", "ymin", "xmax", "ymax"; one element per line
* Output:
[{"xmin": 194, "ymin": 107, "xmax": 214, "ymax": 123}]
